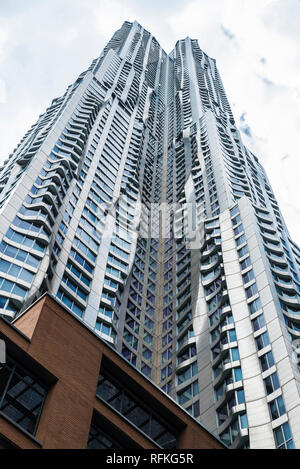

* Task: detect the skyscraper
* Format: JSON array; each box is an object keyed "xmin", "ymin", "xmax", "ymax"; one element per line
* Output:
[{"xmin": 0, "ymin": 20, "xmax": 299, "ymax": 449}]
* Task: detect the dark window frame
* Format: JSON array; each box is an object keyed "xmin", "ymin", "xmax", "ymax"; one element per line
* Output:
[
  {"xmin": 96, "ymin": 369, "xmax": 178, "ymax": 449},
  {"xmin": 0, "ymin": 355, "xmax": 48, "ymax": 436}
]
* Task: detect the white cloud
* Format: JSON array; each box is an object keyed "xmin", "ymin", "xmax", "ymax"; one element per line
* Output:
[
  {"xmin": 0, "ymin": 79, "xmax": 6, "ymax": 103},
  {"xmin": 0, "ymin": 0, "xmax": 299, "ymax": 243}
]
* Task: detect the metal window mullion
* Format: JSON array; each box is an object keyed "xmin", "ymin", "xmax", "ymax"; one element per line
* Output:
[
  {"xmin": 32, "ymin": 391, "xmax": 46, "ymax": 436},
  {"xmin": 138, "ymin": 415, "xmax": 151, "ymax": 432},
  {"xmin": 3, "ymin": 392, "xmax": 37, "ymax": 420},
  {"xmin": 10, "ymin": 378, "xmax": 43, "ymax": 403},
  {"xmin": 153, "ymin": 427, "xmax": 168, "ymax": 443},
  {"xmin": 119, "ymin": 389, "xmax": 125, "ymax": 415},
  {"xmin": 0, "ymin": 363, "xmax": 16, "ymax": 409},
  {"xmin": 122, "ymin": 402, "xmax": 137, "ymax": 418},
  {"xmin": 105, "ymin": 388, "xmax": 122, "ymax": 406},
  {"xmin": 148, "ymin": 412, "xmax": 154, "ymax": 440}
]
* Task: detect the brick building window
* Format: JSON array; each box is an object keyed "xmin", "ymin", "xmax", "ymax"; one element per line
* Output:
[
  {"xmin": 0, "ymin": 356, "xmax": 47, "ymax": 435},
  {"xmin": 87, "ymin": 422, "xmax": 123, "ymax": 449},
  {"xmin": 87, "ymin": 412, "xmax": 141, "ymax": 449},
  {"xmin": 97, "ymin": 370, "xmax": 177, "ymax": 448}
]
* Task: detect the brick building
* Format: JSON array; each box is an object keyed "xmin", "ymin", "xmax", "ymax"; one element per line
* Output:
[{"xmin": 0, "ymin": 294, "xmax": 225, "ymax": 449}]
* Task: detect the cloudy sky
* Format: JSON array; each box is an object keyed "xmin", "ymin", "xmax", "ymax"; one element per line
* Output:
[{"xmin": 0, "ymin": 0, "xmax": 299, "ymax": 242}]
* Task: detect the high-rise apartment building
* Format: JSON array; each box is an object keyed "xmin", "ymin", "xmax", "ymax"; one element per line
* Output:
[{"xmin": 0, "ymin": 21, "xmax": 299, "ymax": 449}]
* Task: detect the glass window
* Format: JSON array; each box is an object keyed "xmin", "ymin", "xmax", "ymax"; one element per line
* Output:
[
  {"xmin": 232, "ymin": 214, "xmax": 241, "ymax": 226},
  {"xmin": 142, "ymin": 346, "xmax": 152, "ymax": 362},
  {"xmin": 143, "ymin": 331, "xmax": 153, "ymax": 346},
  {"xmin": 252, "ymin": 314, "xmax": 266, "ymax": 332},
  {"xmin": 176, "ymin": 362, "xmax": 197, "ymax": 385},
  {"xmin": 264, "ymin": 372, "xmax": 280, "ymax": 395},
  {"xmin": 274, "ymin": 422, "xmax": 294, "ymax": 449},
  {"xmin": 236, "ymin": 234, "xmax": 246, "ymax": 246},
  {"xmin": 238, "ymin": 245, "xmax": 248, "ymax": 258},
  {"xmin": 121, "ymin": 347, "xmax": 136, "ymax": 367},
  {"xmin": 97, "ymin": 372, "xmax": 177, "ymax": 448},
  {"xmin": 230, "ymin": 206, "xmax": 239, "ymax": 217},
  {"xmin": 249, "ymin": 297, "xmax": 262, "ymax": 315},
  {"xmin": 177, "ymin": 344, "xmax": 196, "ymax": 365},
  {"xmin": 236, "ymin": 389, "xmax": 245, "ymax": 404},
  {"xmin": 240, "ymin": 256, "xmax": 251, "ymax": 270},
  {"xmin": 242, "ymin": 269, "xmax": 254, "ymax": 284},
  {"xmin": 186, "ymin": 400, "xmax": 200, "ymax": 418},
  {"xmin": 256, "ymin": 331, "xmax": 270, "ymax": 351},
  {"xmin": 61, "ymin": 275, "xmax": 87, "ymax": 301},
  {"xmin": 0, "ymin": 356, "xmax": 47, "ymax": 435},
  {"xmin": 0, "ymin": 241, "xmax": 40, "ymax": 269},
  {"xmin": 269, "ymin": 396, "xmax": 286, "ymax": 420},
  {"xmin": 177, "ymin": 380, "xmax": 199, "ymax": 405},
  {"xmin": 234, "ymin": 367, "xmax": 243, "ymax": 382},
  {"xmin": 87, "ymin": 422, "xmax": 123, "ymax": 449},
  {"xmin": 162, "ymin": 332, "xmax": 172, "ymax": 347},
  {"xmin": 123, "ymin": 331, "xmax": 138, "ymax": 350},
  {"xmin": 259, "ymin": 351, "xmax": 275, "ymax": 372},
  {"xmin": 57, "ymin": 288, "xmax": 83, "ymax": 317},
  {"xmin": 231, "ymin": 348, "xmax": 240, "ymax": 362},
  {"xmin": 240, "ymin": 413, "xmax": 248, "ymax": 429},
  {"xmin": 234, "ymin": 224, "xmax": 244, "ymax": 236},
  {"xmin": 220, "ymin": 413, "xmax": 246, "ymax": 447},
  {"xmin": 161, "ymin": 364, "xmax": 172, "ymax": 381},
  {"xmin": 246, "ymin": 282, "xmax": 258, "ymax": 299}
]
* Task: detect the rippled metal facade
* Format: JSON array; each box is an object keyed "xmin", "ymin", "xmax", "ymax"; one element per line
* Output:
[{"xmin": 0, "ymin": 21, "xmax": 299, "ymax": 448}]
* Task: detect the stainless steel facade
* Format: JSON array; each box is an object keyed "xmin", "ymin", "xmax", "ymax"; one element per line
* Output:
[{"xmin": 0, "ymin": 21, "xmax": 300, "ymax": 449}]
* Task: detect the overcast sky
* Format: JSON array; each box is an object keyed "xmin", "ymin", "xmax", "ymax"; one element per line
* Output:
[{"xmin": 0, "ymin": 0, "xmax": 299, "ymax": 242}]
